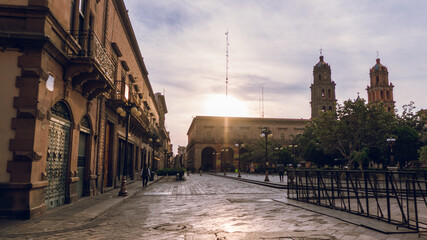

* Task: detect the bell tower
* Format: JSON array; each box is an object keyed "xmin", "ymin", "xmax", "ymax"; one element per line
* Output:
[
  {"xmin": 366, "ymin": 58, "xmax": 394, "ymax": 112},
  {"xmin": 310, "ymin": 54, "xmax": 336, "ymax": 119}
]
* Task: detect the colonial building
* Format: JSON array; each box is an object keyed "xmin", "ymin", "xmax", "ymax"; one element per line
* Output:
[
  {"xmin": 310, "ymin": 55, "xmax": 337, "ymax": 119},
  {"xmin": 366, "ymin": 58, "xmax": 395, "ymax": 112},
  {"xmin": 186, "ymin": 116, "xmax": 308, "ymax": 171},
  {"xmin": 0, "ymin": 0, "xmax": 170, "ymax": 219}
]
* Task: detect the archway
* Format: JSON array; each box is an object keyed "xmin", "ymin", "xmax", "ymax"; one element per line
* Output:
[
  {"xmin": 46, "ymin": 101, "xmax": 72, "ymax": 209},
  {"xmin": 201, "ymin": 147, "xmax": 216, "ymax": 171},
  {"xmin": 221, "ymin": 147, "xmax": 234, "ymax": 171}
]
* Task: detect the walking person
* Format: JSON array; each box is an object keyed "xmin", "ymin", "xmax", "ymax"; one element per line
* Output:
[
  {"xmin": 277, "ymin": 164, "xmax": 285, "ymax": 182},
  {"xmin": 141, "ymin": 164, "xmax": 150, "ymax": 187}
]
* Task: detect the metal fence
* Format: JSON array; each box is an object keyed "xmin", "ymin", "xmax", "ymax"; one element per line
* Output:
[{"xmin": 287, "ymin": 170, "xmax": 427, "ymax": 231}]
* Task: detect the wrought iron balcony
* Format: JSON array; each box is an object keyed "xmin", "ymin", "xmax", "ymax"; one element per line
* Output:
[{"xmin": 65, "ymin": 31, "xmax": 115, "ymax": 99}]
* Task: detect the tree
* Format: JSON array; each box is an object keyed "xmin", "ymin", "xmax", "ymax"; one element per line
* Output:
[
  {"xmin": 419, "ymin": 146, "xmax": 427, "ymax": 162},
  {"xmin": 304, "ymin": 99, "xmax": 395, "ymax": 169},
  {"xmin": 393, "ymin": 125, "xmax": 419, "ymax": 168},
  {"xmin": 240, "ymin": 137, "xmax": 282, "ymax": 170},
  {"xmin": 277, "ymin": 148, "xmax": 296, "ymax": 167}
]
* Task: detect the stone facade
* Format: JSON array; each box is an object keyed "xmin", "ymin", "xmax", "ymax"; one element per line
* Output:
[
  {"xmin": 0, "ymin": 0, "xmax": 170, "ymax": 219},
  {"xmin": 186, "ymin": 116, "xmax": 308, "ymax": 171},
  {"xmin": 366, "ymin": 58, "xmax": 395, "ymax": 112}
]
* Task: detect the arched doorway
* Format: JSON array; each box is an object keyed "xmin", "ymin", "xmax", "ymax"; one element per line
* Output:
[
  {"xmin": 77, "ymin": 115, "xmax": 91, "ymax": 197},
  {"xmin": 201, "ymin": 147, "xmax": 216, "ymax": 171},
  {"xmin": 221, "ymin": 147, "xmax": 234, "ymax": 171},
  {"xmin": 45, "ymin": 101, "xmax": 72, "ymax": 209}
]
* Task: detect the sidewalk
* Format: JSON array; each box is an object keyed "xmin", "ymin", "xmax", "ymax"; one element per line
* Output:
[
  {"xmin": 0, "ymin": 177, "xmax": 160, "ymax": 237},
  {"xmin": 214, "ymin": 171, "xmax": 287, "ymax": 185}
]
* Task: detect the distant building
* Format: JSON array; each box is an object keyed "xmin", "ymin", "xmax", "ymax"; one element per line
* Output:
[
  {"xmin": 186, "ymin": 116, "xmax": 308, "ymax": 171},
  {"xmin": 310, "ymin": 55, "xmax": 337, "ymax": 119},
  {"xmin": 367, "ymin": 58, "xmax": 395, "ymax": 112}
]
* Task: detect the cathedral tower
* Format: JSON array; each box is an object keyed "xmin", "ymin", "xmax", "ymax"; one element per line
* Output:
[
  {"xmin": 310, "ymin": 55, "xmax": 336, "ymax": 119},
  {"xmin": 366, "ymin": 58, "xmax": 394, "ymax": 112}
]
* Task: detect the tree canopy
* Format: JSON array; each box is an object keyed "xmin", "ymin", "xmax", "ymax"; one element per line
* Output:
[{"xmin": 294, "ymin": 99, "xmax": 425, "ymax": 169}]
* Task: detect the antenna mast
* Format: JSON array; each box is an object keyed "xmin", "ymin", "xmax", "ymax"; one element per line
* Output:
[{"xmin": 225, "ymin": 30, "xmax": 229, "ymax": 97}]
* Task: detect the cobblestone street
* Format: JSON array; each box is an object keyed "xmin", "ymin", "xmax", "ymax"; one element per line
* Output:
[{"xmin": 1, "ymin": 174, "xmax": 424, "ymax": 239}]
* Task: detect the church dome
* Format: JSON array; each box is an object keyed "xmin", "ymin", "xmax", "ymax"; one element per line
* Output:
[
  {"xmin": 371, "ymin": 58, "xmax": 388, "ymax": 72},
  {"xmin": 316, "ymin": 56, "xmax": 327, "ymax": 67}
]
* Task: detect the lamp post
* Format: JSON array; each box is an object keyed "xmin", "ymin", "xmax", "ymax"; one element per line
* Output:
[
  {"xmin": 386, "ymin": 138, "xmax": 396, "ymax": 167},
  {"xmin": 235, "ymin": 142, "xmax": 244, "ymax": 178},
  {"xmin": 288, "ymin": 144, "xmax": 298, "ymax": 166},
  {"xmin": 149, "ymin": 136, "xmax": 160, "ymax": 174},
  {"xmin": 260, "ymin": 127, "xmax": 272, "ymax": 182},
  {"xmin": 221, "ymin": 148, "xmax": 229, "ymax": 175},
  {"xmin": 116, "ymin": 103, "xmax": 142, "ymax": 196}
]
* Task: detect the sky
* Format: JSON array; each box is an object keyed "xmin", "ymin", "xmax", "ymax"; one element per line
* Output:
[{"xmin": 124, "ymin": 0, "xmax": 427, "ymax": 152}]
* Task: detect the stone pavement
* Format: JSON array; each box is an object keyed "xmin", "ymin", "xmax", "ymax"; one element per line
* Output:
[
  {"xmin": 0, "ymin": 172, "xmax": 425, "ymax": 239},
  {"xmin": 0, "ymin": 176, "xmax": 161, "ymax": 237}
]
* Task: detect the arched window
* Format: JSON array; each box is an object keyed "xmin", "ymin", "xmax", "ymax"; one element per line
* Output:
[
  {"xmin": 376, "ymin": 76, "xmax": 379, "ymax": 86},
  {"xmin": 386, "ymin": 91, "xmax": 390, "ymax": 100},
  {"xmin": 321, "ymin": 89, "xmax": 325, "ymax": 97},
  {"xmin": 327, "ymin": 89, "xmax": 331, "ymax": 99},
  {"xmin": 322, "ymin": 106, "xmax": 326, "ymax": 112},
  {"xmin": 380, "ymin": 91, "xmax": 384, "ymax": 100},
  {"xmin": 319, "ymin": 74, "xmax": 321, "ymax": 81},
  {"xmin": 328, "ymin": 106, "xmax": 332, "ymax": 111}
]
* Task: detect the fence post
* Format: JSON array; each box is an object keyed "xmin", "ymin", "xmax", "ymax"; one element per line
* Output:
[
  {"xmin": 413, "ymin": 174, "xmax": 419, "ymax": 231},
  {"xmin": 346, "ymin": 171, "xmax": 351, "ymax": 212},
  {"xmin": 317, "ymin": 171, "xmax": 321, "ymax": 205},
  {"xmin": 365, "ymin": 171, "xmax": 369, "ymax": 217},
  {"xmin": 331, "ymin": 171, "xmax": 335, "ymax": 209},
  {"xmin": 306, "ymin": 170, "xmax": 309, "ymax": 202},
  {"xmin": 386, "ymin": 172, "xmax": 391, "ymax": 222}
]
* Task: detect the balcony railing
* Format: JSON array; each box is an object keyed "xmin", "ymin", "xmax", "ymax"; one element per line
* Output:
[{"xmin": 70, "ymin": 31, "xmax": 115, "ymax": 85}]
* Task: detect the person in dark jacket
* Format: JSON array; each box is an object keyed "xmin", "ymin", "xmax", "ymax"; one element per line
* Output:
[{"xmin": 140, "ymin": 164, "xmax": 150, "ymax": 187}]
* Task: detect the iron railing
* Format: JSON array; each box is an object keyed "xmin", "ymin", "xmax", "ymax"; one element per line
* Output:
[
  {"xmin": 287, "ymin": 170, "xmax": 427, "ymax": 231},
  {"xmin": 69, "ymin": 31, "xmax": 115, "ymax": 85}
]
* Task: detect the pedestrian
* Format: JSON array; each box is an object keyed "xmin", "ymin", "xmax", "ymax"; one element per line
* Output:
[
  {"xmin": 140, "ymin": 164, "xmax": 150, "ymax": 187},
  {"xmin": 277, "ymin": 164, "xmax": 285, "ymax": 182}
]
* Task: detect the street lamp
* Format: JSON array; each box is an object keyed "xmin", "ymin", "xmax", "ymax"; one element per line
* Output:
[
  {"xmin": 116, "ymin": 103, "xmax": 142, "ymax": 196},
  {"xmin": 260, "ymin": 127, "xmax": 272, "ymax": 182},
  {"xmin": 235, "ymin": 142, "xmax": 245, "ymax": 178},
  {"xmin": 149, "ymin": 136, "xmax": 161, "ymax": 174},
  {"xmin": 288, "ymin": 144, "xmax": 298, "ymax": 165},
  {"xmin": 386, "ymin": 138, "xmax": 396, "ymax": 168}
]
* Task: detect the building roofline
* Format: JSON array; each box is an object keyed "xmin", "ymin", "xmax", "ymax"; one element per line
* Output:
[{"xmin": 186, "ymin": 115, "xmax": 310, "ymax": 135}]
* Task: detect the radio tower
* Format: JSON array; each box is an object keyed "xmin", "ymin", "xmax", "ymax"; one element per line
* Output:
[{"xmin": 225, "ymin": 30, "xmax": 229, "ymax": 97}]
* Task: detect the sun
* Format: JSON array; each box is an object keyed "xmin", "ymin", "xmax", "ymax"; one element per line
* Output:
[{"xmin": 202, "ymin": 94, "xmax": 249, "ymax": 117}]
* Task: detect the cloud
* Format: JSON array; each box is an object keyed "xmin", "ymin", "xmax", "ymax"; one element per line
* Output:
[{"xmin": 125, "ymin": 0, "xmax": 427, "ymax": 150}]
